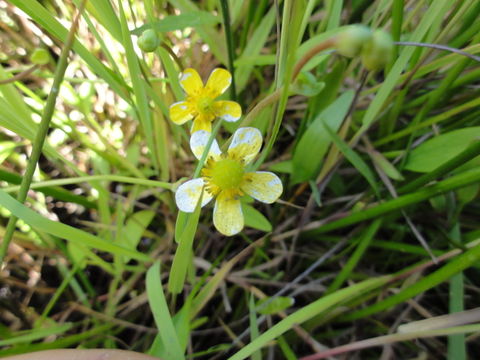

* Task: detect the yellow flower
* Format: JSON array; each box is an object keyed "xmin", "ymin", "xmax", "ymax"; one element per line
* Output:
[
  {"xmin": 175, "ymin": 127, "xmax": 283, "ymax": 236},
  {"xmin": 169, "ymin": 68, "xmax": 242, "ymax": 133}
]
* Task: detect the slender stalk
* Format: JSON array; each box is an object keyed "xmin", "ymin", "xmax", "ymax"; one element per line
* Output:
[
  {"xmin": 395, "ymin": 41, "xmax": 480, "ymax": 62},
  {"xmin": 0, "ymin": 65, "xmax": 39, "ymax": 85},
  {"xmin": 3, "ymin": 175, "xmax": 172, "ymax": 193},
  {"xmin": 220, "ymin": 0, "xmax": 237, "ymax": 101},
  {"xmin": 0, "ymin": 0, "xmax": 87, "ymax": 265}
]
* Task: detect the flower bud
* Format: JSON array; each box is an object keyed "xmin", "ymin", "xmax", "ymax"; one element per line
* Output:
[
  {"xmin": 137, "ymin": 29, "xmax": 160, "ymax": 52},
  {"xmin": 335, "ymin": 25, "xmax": 372, "ymax": 58},
  {"xmin": 30, "ymin": 48, "xmax": 50, "ymax": 65},
  {"xmin": 361, "ymin": 29, "xmax": 394, "ymax": 71}
]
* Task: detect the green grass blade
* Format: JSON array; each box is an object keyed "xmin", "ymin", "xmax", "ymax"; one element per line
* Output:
[
  {"xmin": 8, "ymin": 0, "xmax": 130, "ymax": 101},
  {"xmin": 359, "ymin": 0, "xmax": 452, "ymax": 131},
  {"xmin": 117, "ymin": 0, "xmax": 158, "ymax": 171},
  {"xmin": 146, "ymin": 261, "xmax": 185, "ymax": 360},
  {"xmin": 309, "ymin": 167, "xmax": 480, "ymax": 235},
  {"xmin": 227, "ymin": 276, "xmax": 391, "ymax": 360},
  {"xmin": 323, "ymin": 123, "xmax": 380, "ymax": 198},
  {"xmin": 341, "ymin": 236, "xmax": 480, "ymax": 322},
  {"xmin": 0, "ymin": 190, "xmax": 150, "ymax": 262},
  {"xmin": 327, "ymin": 219, "xmax": 382, "ymax": 293}
]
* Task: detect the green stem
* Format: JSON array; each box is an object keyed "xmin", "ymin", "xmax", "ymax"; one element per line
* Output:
[
  {"xmin": 3, "ymin": 175, "xmax": 172, "ymax": 193},
  {"xmin": 220, "ymin": 0, "xmax": 237, "ymax": 101},
  {"xmin": 0, "ymin": 0, "xmax": 87, "ymax": 264}
]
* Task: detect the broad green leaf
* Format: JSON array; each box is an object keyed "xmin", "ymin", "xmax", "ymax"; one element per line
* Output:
[
  {"xmin": 243, "ymin": 204, "xmax": 272, "ymax": 232},
  {"xmin": 268, "ymin": 160, "xmax": 293, "ymax": 174},
  {"xmin": 257, "ymin": 296, "xmax": 295, "ymax": 315},
  {"xmin": 405, "ymin": 128, "xmax": 480, "ymax": 173},
  {"xmin": 132, "ymin": 12, "xmax": 220, "ymax": 35},
  {"xmin": 292, "ymin": 90, "xmax": 355, "ymax": 183},
  {"xmin": 146, "ymin": 261, "xmax": 185, "ymax": 360}
]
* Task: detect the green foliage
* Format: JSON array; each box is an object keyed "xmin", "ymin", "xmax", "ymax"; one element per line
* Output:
[
  {"xmin": 1, "ymin": 1, "xmax": 480, "ymax": 359},
  {"xmin": 405, "ymin": 127, "xmax": 480, "ymax": 172},
  {"xmin": 292, "ymin": 90, "xmax": 354, "ymax": 183},
  {"xmin": 132, "ymin": 11, "xmax": 220, "ymax": 35}
]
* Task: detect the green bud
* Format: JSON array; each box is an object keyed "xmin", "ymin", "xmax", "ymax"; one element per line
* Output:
[
  {"xmin": 335, "ymin": 25, "xmax": 372, "ymax": 58},
  {"xmin": 361, "ymin": 29, "xmax": 394, "ymax": 71},
  {"xmin": 30, "ymin": 48, "xmax": 50, "ymax": 65},
  {"xmin": 137, "ymin": 29, "xmax": 160, "ymax": 52}
]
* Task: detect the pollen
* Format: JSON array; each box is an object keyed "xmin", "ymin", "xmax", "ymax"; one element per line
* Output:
[
  {"xmin": 197, "ymin": 96, "xmax": 213, "ymax": 113},
  {"xmin": 206, "ymin": 158, "xmax": 244, "ymax": 191}
]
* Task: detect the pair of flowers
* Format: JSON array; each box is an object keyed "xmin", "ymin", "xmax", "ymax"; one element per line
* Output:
[{"xmin": 169, "ymin": 68, "xmax": 283, "ymax": 236}]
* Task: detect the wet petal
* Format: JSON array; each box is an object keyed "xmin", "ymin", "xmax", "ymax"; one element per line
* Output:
[
  {"xmin": 228, "ymin": 127, "xmax": 262, "ymax": 164},
  {"xmin": 205, "ymin": 68, "xmax": 232, "ymax": 98},
  {"xmin": 213, "ymin": 101, "xmax": 242, "ymax": 122},
  {"xmin": 175, "ymin": 178, "xmax": 212, "ymax": 213},
  {"xmin": 241, "ymin": 171, "xmax": 283, "ymax": 204},
  {"xmin": 169, "ymin": 101, "xmax": 193, "ymax": 125},
  {"xmin": 191, "ymin": 114, "xmax": 213, "ymax": 133},
  {"xmin": 213, "ymin": 193, "xmax": 244, "ymax": 236},
  {"xmin": 190, "ymin": 130, "xmax": 222, "ymax": 161},
  {"xmin": 179, "ymin": 68, "xmax": 203, "ymax": 95}
]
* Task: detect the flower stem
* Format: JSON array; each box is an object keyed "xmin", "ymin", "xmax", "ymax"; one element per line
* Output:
[{"xmin": 0, "ymin": 0, "xmax": 87, "ymax": 265}]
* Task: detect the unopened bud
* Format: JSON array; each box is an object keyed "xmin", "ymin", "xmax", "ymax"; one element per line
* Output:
[
  {"xmin": 30, "ymin": 48, "xmax": 50, "ymax": 65},
  {"xmin": 137, "ymin": 29, "xmax": 160, "ymax": 52},
  {"xmin": 335, "ymin": 25, "xmax": 372, "ymax": 58},
  {"xmin": 361, "ymin": 29, "xmax": 394, "ymax": 71}
]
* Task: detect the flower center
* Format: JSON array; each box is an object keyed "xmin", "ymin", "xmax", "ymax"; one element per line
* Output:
[
  {"xmin": 210, "ymin": 159, "xmax": 244, "ymax": 190},
  {"xmin": 197, "ymin": 96, "xmax": 213, "ymax": 113}
]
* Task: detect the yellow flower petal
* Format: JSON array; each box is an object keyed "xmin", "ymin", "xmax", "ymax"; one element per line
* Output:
[
  {"xmin": 179, "ymin": 68, "xmax": 203, "ymax": 95},
  {"xmin": 228, "ymin": 127, "xmax": 262, "ymax": 164},
  {"xmin": 169, "ymin": 101, "xmax": 193, "ymax": 125},
  {"xmin": 213, "ymin": 101, "xmax": 242, "ymax": 122},
  {"xmin": 241, "ymin": 171, "xmax": 283, "ymax": 204},
  {"xmin": 205, "ymin": 68, "xmax": 232, "ymax": 98},
  {"xmin": 175, "ymin": 178, "xmax": 212, "ymax": 213},
  {"xmin": 213, "ymin": 193, "xmax": 243, "ymax": 236},
  {"xmin": 191, "ymin": 114, "xmax": 213, "ymax": 133},
  {"xmin": 190, "ymin": 130, "xmax": 222, "ymax": 161}
]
